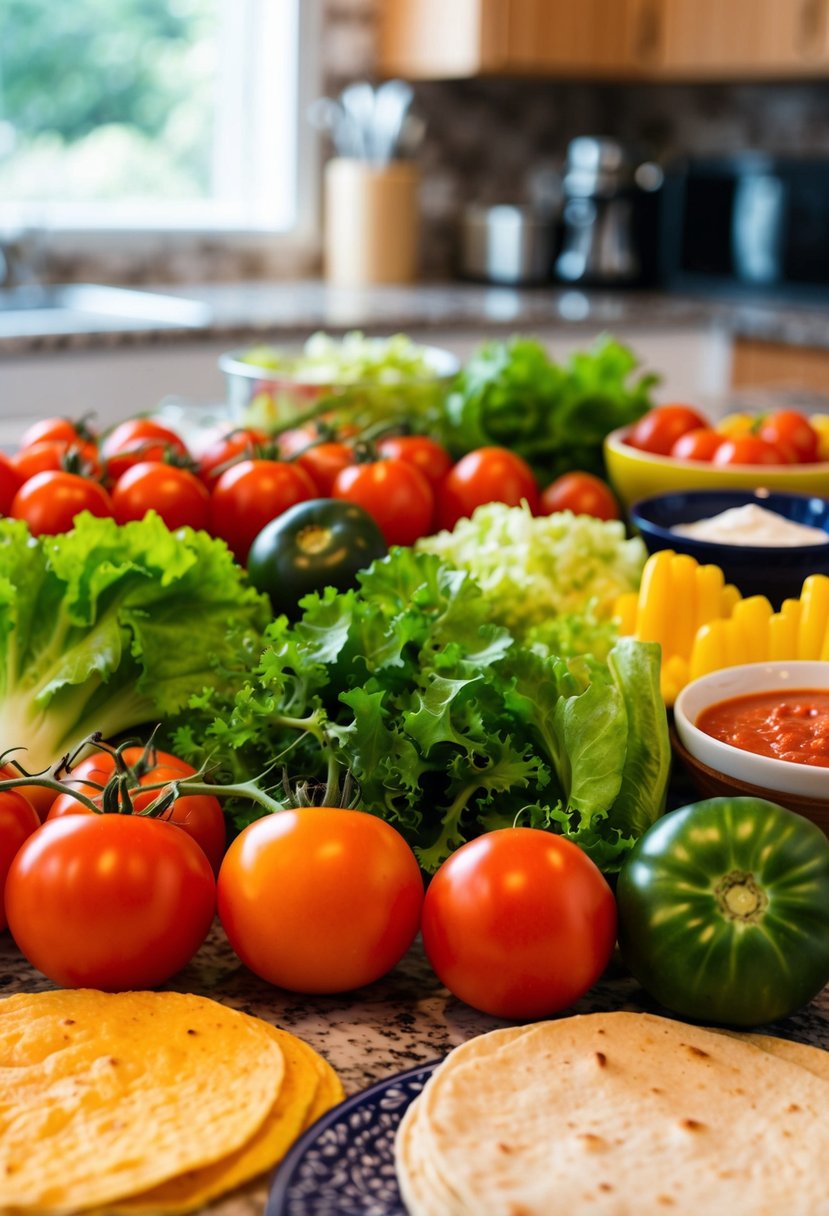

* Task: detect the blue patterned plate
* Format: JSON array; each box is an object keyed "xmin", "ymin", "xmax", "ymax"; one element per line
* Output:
[{"xmin": 266, "ymin": 1059, "xmax": 441, "ymax": 1216}]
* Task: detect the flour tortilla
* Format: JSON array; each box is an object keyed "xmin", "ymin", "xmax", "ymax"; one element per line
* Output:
[{"xmin": 396, "ymin": 1011, "xmax": 829, "ymax": 1216}]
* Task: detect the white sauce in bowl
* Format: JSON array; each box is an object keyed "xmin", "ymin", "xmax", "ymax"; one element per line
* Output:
[{"xmin": 670, "ymin": 503, "xmax": 829, "ymax": 547}]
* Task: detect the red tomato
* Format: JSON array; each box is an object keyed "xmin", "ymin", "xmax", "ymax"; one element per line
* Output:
[
  {"xmin": 0, "ymin": 454, "xmax": 23, "ymax": 516},
  {"xmin": 5, "ymin": 815, "xmax": 215, "ymax": 989},
  {"xmin": 210, "ymin": 459, "xmax": 317, "ymax": 563},
  {"xmin": 101, "ymin": 419, "xmax": 189, "ymax": 483},
  {"xmin": 375, "ymin": 436, "xmax": 454, "ymax": 487},
  {"xmin": 49, "ymin": 748, "xmax": 225, "ymax": 874},
  {"xmin": 669, "ymin": 427, "xmax": 724, "ymax": 462},
  {"xmin": 295, "ymin": 442, "xmax": 355, "ymax": 496},
  {"xmin": 217, "ymin": 807, "xmax": 424, "ymax": 993},
  {"xmin": 278, "ymin": 424, "xmax": 319, "ymax": 458},
  {"xmin": 11, "ymin": 439, "xmax": 102, "ymax": 482},
  {"xmin": 627, "ymin": 405, "xmax": 709, "ymax": 456},
  {"xmin": 11, "ymin": 470, "xmax": 114, "ymax": 535},
  {"xmin": 758, "ymin": 410, "xmax": 821, "ymax": 464},
  {"xmin": 436, "ymin": 446, "xmax": 539, "ymax": 531},
  {"xmin": 421, "ymin": 828, "xmax": 617, "ymax": 1019},
  {"xmin": 196, "ymin": 428, "xmax": 269, "ymax": 488},
  {"xmin": 333, "ymin": 459, "xmax": 434, "ymax": 547},
  {"xmin": 713, "ymin": 436, "xmax": 786, "ymax": 466},
  {"xmin": 539, "ymin": 472, "xmax": 620, "ymax": 521},
  {"xmin": 0, "ymin": 764, "xmax": 53, "ymax": 823},
  {"xmin": 0, "ymin": 790, "xmax": 41, "ymax": 931},
  {"xmin": 112, "ymin": 462, "xmax": 211, "ymax": 531},
  {"xmin": 19, "ymin": 416, "xmax": 96, "ymax": 449}
]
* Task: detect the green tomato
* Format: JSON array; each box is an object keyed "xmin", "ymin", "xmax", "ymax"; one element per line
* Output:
[
  {"xmin": 246, "ymin": 498, "xmax": 387, "ymax": 617},
  {"xmin": 616, "ymin": 797, "xmax": 829, "ymax": 1027}
]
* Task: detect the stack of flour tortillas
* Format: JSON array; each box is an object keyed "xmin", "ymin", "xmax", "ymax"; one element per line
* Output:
[
  {"xmin": 0, "ymin": 989, "xmax": 343, "ymax": 1214},
  {"xmin": 395, "ymin": 1011, "xmax": 829, "ymax": 1216}
]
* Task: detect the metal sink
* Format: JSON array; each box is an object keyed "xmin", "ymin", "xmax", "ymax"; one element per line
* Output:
[{"xmin": 0, "ymin": 283, "xmax": 213, "ymax": 338}]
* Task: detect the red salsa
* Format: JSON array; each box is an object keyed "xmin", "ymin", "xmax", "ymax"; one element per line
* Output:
[{"xmin": 697, "ymin": 689, "xmax": 829, "ymax": 768}]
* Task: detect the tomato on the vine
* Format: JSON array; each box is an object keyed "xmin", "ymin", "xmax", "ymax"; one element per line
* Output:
[
  {"xmin": 5, "ymin": 815, "xmax": 216, "ymax": 989},
  {"xmin": 669, "ymin": 427, "xmax": 724, "ymax": 462},
  {"xmin": 101, "ymin": 419, "xmax": 189, "ymax": 483},
  {"xmin": 421, "ymin": 828, "xmax": 617, "ymax": 1019},
  {"xmin": 0, "ymin": 790, "xmax": 41, "ymax": 932},
  {"xmin": 713, "ymin": 436, "xmax": 785, "ymax": 466},
  {"xmin": 49, "ymin": 748, "xmax": 225, "ymax": 874},
  {"xmin": 0, "ymin": 454, "xmax": 23, "ymax": 516},
  {"xmin": 295, "ymin": 442, "xmax": 354, "ymax": 496},
  {"xmin": 11, "ymin": 471, "xmax": 113, "ymax": 535},
  {"xmin": 210, "ymin": 459, "xmax": 317, "ymax": 563},
  {"xmin": 375, "ymin": 435, "xmax": 453, "ymax": 487},
  {"xmin": 757, "ymin": 410, "xmax": 820, "ymax": 464},
  {"xmin": 112, "ymin": 462, "xmax": 211, "ymax": 531},
  {"xmin": 217, "ymin": 807, "xmax": 424, "ymax": 993},
  {"xmin": 196, "ymin": 428, "xmax": 269, "ymax": 488},
  {"xmin": 627, "ymin": 405, "xmax": 709, "ymax": 456},
  {"xmin": 436, "ymin": 446, "xmax": 539, "ymax": 531},
  {"xmin": 539, "ymin": 472, "xmax": 620, "ymax": 520},
  {"xmin": 19, "ymin": 416, "xmax": 96, "ymax": 450},
  {"xmin": 333, "ymin": 458, "xmax": 434, "ymax": 547},
  {"xmin": 11, "ymin": 439, "xmax": 102, "ymax": 482}
]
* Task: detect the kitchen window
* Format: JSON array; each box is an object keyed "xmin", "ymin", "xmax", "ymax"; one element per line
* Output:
[{"xmin": 0, "ymin": 0, "xmax": 318, "ymax": 247}]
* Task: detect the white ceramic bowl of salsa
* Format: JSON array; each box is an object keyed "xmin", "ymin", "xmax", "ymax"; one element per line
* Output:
[{"xmin": 674, "ymin": 661, "xmax": 829, "ymax": 801}]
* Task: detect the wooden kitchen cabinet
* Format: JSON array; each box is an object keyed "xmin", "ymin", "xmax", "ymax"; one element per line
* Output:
[
  {"xmin": 376, "ymin": 0, "xmax": 829, "ymax": 80},
  {"xmin": 657, "ymin": 0, "xmax": 829, "ymax": 78},
  {"xmin": 376, "ymin": 0, "xmax": 659, "ymax": 79}
]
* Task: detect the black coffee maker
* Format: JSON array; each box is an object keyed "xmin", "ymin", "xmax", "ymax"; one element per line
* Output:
[{"xmin": 554, "ymin": 137, "xmax": 663, "ymax": 288}]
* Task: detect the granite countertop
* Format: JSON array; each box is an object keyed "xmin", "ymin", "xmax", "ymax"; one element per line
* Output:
[
  {"xmin": 2, "ymin": 920, "xmax": 828, "ymax": 1216},
  {"xmin": 3, "ymin": 279, "xmax": 829, "ymax": 355}
]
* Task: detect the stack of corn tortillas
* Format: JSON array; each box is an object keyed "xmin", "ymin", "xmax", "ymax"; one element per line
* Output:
[
  {"xmin": 0, "ymin": 989, "xmax": 343, "ymax": 1214},
  {"xmin": 395, "ymin": 1011, "xmax": 829, "ymax": 1216}
]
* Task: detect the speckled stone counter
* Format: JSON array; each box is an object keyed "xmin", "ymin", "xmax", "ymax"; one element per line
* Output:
[
  {"xmin": 2, "ymin": 279, "xmax": 829, "ymax": 356},
  {"xmin": 1, "ymin": 921, "xmax": 827, "ymax": 1215}
]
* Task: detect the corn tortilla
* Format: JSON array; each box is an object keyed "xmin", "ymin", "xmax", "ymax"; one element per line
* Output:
[{"xmin": 0, "ymin": 990, "xmax": 284, "ymax": 1213}]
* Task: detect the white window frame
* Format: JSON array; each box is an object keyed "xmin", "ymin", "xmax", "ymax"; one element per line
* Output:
[{"xmin": 0, "ymin": 0, "xmax": 322, "ymax": 261}]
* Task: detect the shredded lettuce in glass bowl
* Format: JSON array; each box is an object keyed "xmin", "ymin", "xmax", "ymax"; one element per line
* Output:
[{"xmin": 220, "ymin": 331, "xmax": 460, "ymax": 434}]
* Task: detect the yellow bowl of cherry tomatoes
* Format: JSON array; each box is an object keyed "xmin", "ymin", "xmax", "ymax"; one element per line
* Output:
[{"xmin": 604, "ymin": 404, "xmax": 829, "ymax": 512}]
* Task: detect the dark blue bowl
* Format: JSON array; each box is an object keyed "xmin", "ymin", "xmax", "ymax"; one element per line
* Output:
[{"xmin": 630, "ymin": 489, "xmax": 829, "ymax": 607}]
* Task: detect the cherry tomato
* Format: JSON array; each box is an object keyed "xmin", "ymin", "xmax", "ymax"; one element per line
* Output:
[
  {"xmin": 11, "ymin": 470, "xmax": 114, "ymax": 535},
  {"xmin": 437, "ymin": 446, "xmax": 539, "ymax": 531},
  {"xmin": 50, "ymin": 763, "xmax": 224, "ymax": 880},
  {"xmin": 295, "ymin": 442, "xmax": 355, "ymax": 496},
  {"xmin": 19, "ymin": 416, "xmax": 96, "ymax": 449},
  {"xmin": 0, "ymin": 764, "xmax": 53, "ymax": 823},
  {"xmin": 217, "ymin": 807, "xmax": 424, "ymax": 993},
  {"xmin": 713, "ymin": 436, "xmax": 786, "ymax": 467},
  {"xmin": 5, "ymin": 815, "xmax": 216, "ymax": 989},
  {"xmin": 421, "ymin": 828, "xmax": 617, "ymax": 1019},
  {"xmin": 210, "ymin": 459, "xmax": 317, "ymax": 563},
  {"xmin": 669, "ymin": 427, "xmax": 724, "ymax": 462},
  {"xmin": 101, "ymin": 419, "xmax": 189, "ymax": 483},
  {"xmin": 627, "ymin": 405, "xmax": 709, "ymax": 456},
  {"xmin": 196, "ymin": 428, "xmax": 269, "ymax": 488},
  {"xmin": 539, "ymin": 472, "xmax": 620, "ymax": 521},
  {"xmin": 49, "ymin": 749, "xmax": 225, "ymax": 875},
  {"xmin": 0, "ymin": 454, "xmax": 23, "ymax": 516},
  {"xmin": 11, "ymin": 439, "xmax": 102, "ymax": 482},
  {"xmin": 757, "ymin": 410, "xmax": 821, "ymax": 464},
  {"xmin": 0, "ymin": 790, "xmax": 41, "ymax": 931},
  {"xmin": 333, "ymin": 459, "xmax": 434, "ymax": 547},
  {"xmin": 375, "ymin": 436, "xmax": 454, "ymax": 487},
  {"xmin": 112, "ymin": 462, "xmax": 211, "ymax": 531}
]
